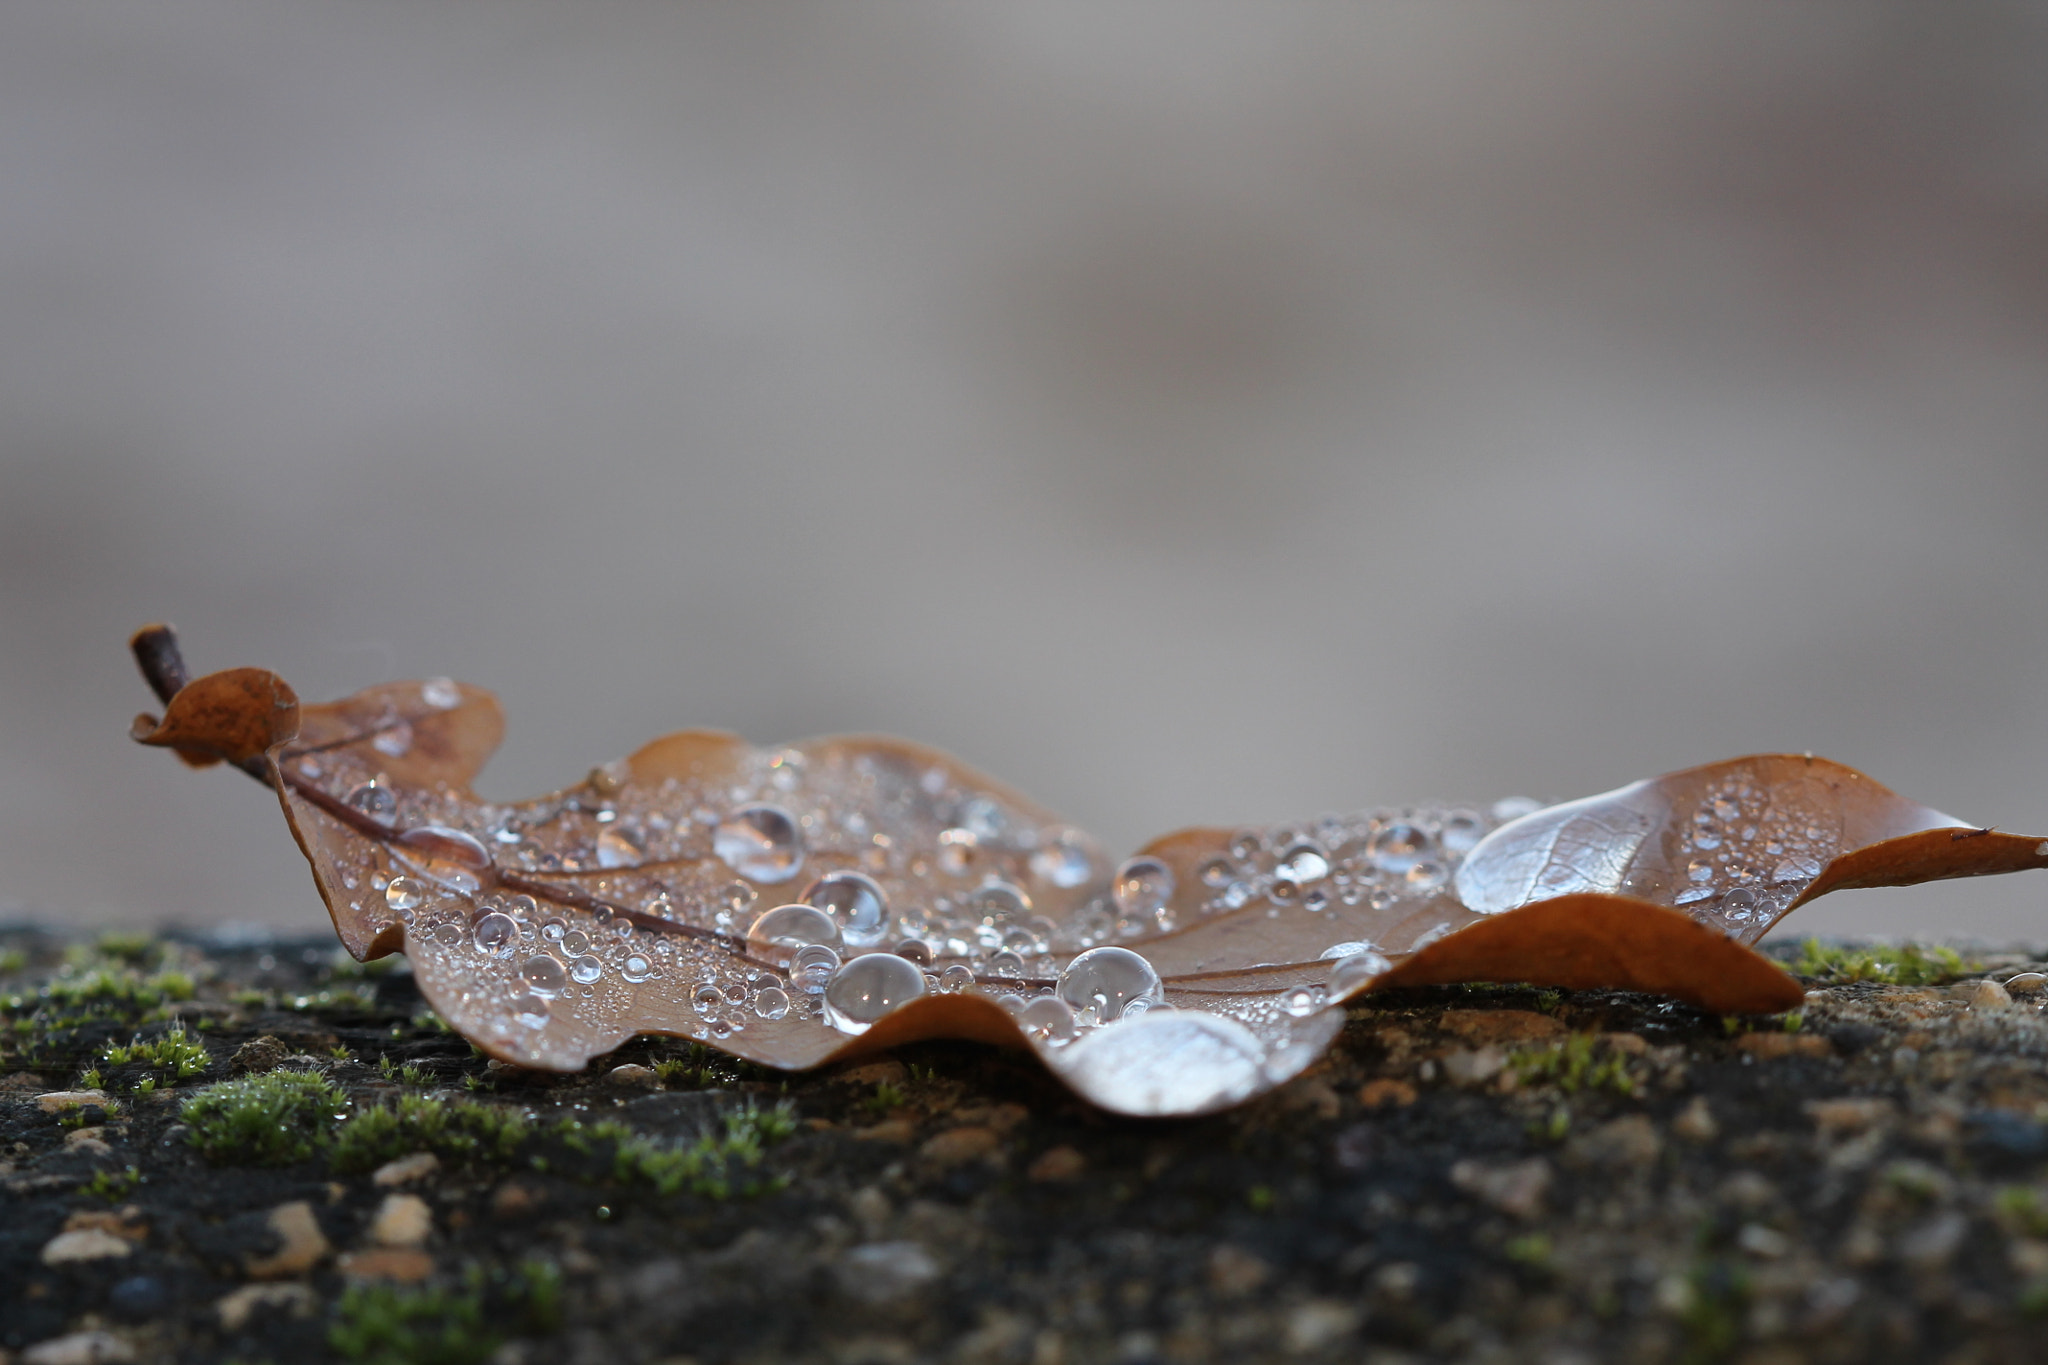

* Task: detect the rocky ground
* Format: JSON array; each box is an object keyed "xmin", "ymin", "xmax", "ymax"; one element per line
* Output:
[{"xmin": 3, "ymin": 925, "xmax": 2047, "ymax": 1365}]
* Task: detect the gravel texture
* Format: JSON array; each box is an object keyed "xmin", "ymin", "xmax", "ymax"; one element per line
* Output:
[{"xmin": 3, "ymin": 925, "xmax": 2047, "ymax": 1365}]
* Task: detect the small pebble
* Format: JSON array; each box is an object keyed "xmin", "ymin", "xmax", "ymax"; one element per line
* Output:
[
  {"xmin": 1206, "ymin": 1244, "xmax": 1271, "ymax": 1297},
  {"xmin": 371, "ymin": 1151, "xmax": 441, "ymax": 1187},
  {"xmin": 244, "ymin": 1201, "xmax": 330, "ymax": 1280},
  {"xmin": 606, "ymin": 1063, "xmax": 659, "ymax": 1088},
  {"xmin": 370, "ymin": 1193, "xmax": 434, "ymax": 1248},
  {"xmin": 834, "ymin": 1241, "xmax": 941, "ymax": 1305},
  {"xmin": 2003, "ymin": 971, "xmax": 2046, "ymax": 995},
  {"xmin": 1283, "ymin": 1300, "xmax": 1360, "ymax": 1354},
  {"xmin": 1672, "ymin": 1097, "xmax": 1719, "ymax": 1143},
  {"xmin": 1967, "ymin": 978, "xmax": 2015, "ymax": 1010},
  {"xmin": 22, "ymin": 1332, "xmax": 137, "ymax": 1365},
  {"xmin": 34, "ymin": 1089, "xmax": 108, "ymax": 1114},
  {"xmin": 41, "ymin": 1229, "xmax": 133, "ymax": 1265},
  {"xmin": 215, "ymin": 1283, "xmax": 317, "ymax": 1331},
  {"xmin": 1027, "ymin": 1145, "xmax": 1087, "ymax": 1183},
  {"xmin": 337, "ymin": 1247, "xmax": 435, "ymax": 1282},
  {"xmin": 920, "ymin": 1125, "xmax": 1001, "ymax": 1167},
  {"xmin": 1449, "ymin": 1156, "xmax": 1551, "ymax": 1219},
  {"xmin": 1737, "ymin": 1223, "xmax": 1791, "ymax": 1258},
  {"xmin": 1441, "ymin": 1046, "xmax": 1506, "ymax": 1086}
]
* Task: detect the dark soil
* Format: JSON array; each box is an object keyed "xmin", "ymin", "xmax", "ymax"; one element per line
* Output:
[{"xmin": 4, "ymin": 925, "xmax": 2047, "ymax": 1365}]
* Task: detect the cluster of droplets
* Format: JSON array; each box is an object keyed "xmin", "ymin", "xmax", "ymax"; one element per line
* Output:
[
  {"xmin": 1184, "ymin": 800, "xmax": 1537, "ymax": 922},
  {"xmin": 1672, "ymin": 779, "xmax": 1830, "ymax": 925}
]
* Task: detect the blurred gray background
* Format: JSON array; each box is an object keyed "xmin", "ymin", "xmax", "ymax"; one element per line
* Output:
[{"xmin": 3, "ymin": 2, "xmax": 2045, "ymax": 943}]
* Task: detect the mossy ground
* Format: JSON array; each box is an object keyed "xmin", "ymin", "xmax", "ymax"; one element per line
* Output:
[{"xmin": 3, "ymin": 926, "xmax": 2047, "ymax": 1365}]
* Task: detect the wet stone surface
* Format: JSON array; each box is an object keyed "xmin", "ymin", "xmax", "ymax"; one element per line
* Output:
[{"xmin": 3, "ymin": 925, "xmax": 2048, "ymax": 1364}]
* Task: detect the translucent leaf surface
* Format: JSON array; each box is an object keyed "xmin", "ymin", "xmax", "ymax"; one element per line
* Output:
[{"xmin": 128, "ymin": 629, "xmax": 2048, "ymax": 1115}]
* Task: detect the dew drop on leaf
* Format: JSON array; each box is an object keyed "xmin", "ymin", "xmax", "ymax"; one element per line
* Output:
[
  {"xmin": 519, "ymin": 954, "xmax": 567, "ymax": 995},
  {"xmin": 1057, "ymin": 946, "xmax": 1163, "ymax": 1023},
  {"xmin": 822, "ymin": 953, "xmax": 926, "ymax": 1034},
  {"xmin": 801, "ymin": 871, "xmax": 890, "ymax": 948},
  {"xmin": 748, "ymin": 904, "xmax": 842, "ymax": 953},
  {"xmin": 1112, "ymin": 856, "xmax": 1175, "ymax": 919},
  {"xmin": 713, "ymin": 803, "xmax": 803, "ymax": 883}
]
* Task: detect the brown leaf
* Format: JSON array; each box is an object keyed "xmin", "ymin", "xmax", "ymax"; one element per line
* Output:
[{"xmin": 128, "ymin": 631, "xmax": 2047, "ymax": 1116}]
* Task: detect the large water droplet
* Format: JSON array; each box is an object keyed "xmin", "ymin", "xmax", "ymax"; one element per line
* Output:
[
  {"xmin": 714, "ymin": 804, "xmax": 803, "ymax": 883},
  {"xmin": 421, "ymin": 677, "xmax": 461, "ymax": 710},
  {"xmin": 1366, "ymin": 823, "xmax": 1430, "ymax": 875},
  {"xmin": 1029, "ymin": 830, "xmax": 1094, "ymax": 889},
  {"xmin": 753, "ymin": 985, "xmax": 791, "ymax": 1020},
  {"xmin": 1327, "ymin": 949, "xmax": 1391, "ymax": 995},
  {"xmin": 596, "ymin": 825, "xmax": 644, "ymax": 869},
  {"xmin": 939, "ymin": 964, "xmax": 976, "ymax": 993},
  {"xmin": 955, "ymin": 796, "xmax": 1008, "ymax": 844},
  {"xmin": 693, "ymin": 983, "xmax": 723, "ymax": 1016},
  {"xmin": 372, "ymin": 721, "xmax": 413, "ymax": 757},
  {"xmin": 823, "ymin": 953, "xmax": 927, "ymax": 1034},
  {"xmin": 620, "ymin": 954, "xmax": 653, "ymax": 983},
  {"xmin": 1056, "ymin": 946, "xmax": 1163, "ymax": 1024},
  {"xmin": 394, "ymin": 826, "xmax": 496, "ymax": 894},
  {"xmin": 519, "ymin": 955, "xmax": 567, "ymax": 995},
  {"xmin": 512, "ymin": 992, "xmax": 550, "ymax": 1028},
  {"xmin": 1439, "ymin": 810, "xmax": 1486, "ymax": 854},
  {"xmin": 561, "ymin": 930, "xmax": 590, "ymax": 955},
  {"xmin": 987, "ymin": 950, "xmax": 1026, "ymax": 978},
  {"xmin": 569, "ymin": 955, "xmax": 603, "ymax": 984},
  {"xmin": 385, "ymin": 877, "xmax": 427, "ymax": 912},
  {"xmin": 802, "ymin": 871, "xmax": 891, "ymax": 948},
  {"xmin": 1275, "ymin": 843, "xmax": 1330, "ymax": 886},
  {"xmin": 347, "ymin": 782, "xmax": 398, "ymax": 824},
  {"xmin": 792, "ymin": 944, "xmax": 841, "ymax": 991},
  {"xmin": 748, "ymin": 904, "xmax": 843, "ymax": 953},
  {"xmin": 1112, "ymin": 857, "xmax": 1176, "ymax": 920},
  {"xmin": 472, "ymin": 912, "xmax": 517, "ymax": 957}
]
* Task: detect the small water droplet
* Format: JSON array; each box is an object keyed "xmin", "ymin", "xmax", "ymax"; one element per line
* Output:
[
  {"xmin": 1284, "ymin": 986, "xmax": 1324, "ymax": 1017},
  {"xmin": 1327, "ymin": 949, "xmax": 1391, "ymax": 995},
  {"xmin": 748, "ymin": 904, "xmax": 843, "ymax": 952},
  {"xmin": 792, "ymin": 944, "xmax": 841, "ymax": 990},
  {"xmin": 1721, "ymin": 887, "xmax": 1760, "ymax": 923},
  {"xmin": 540, "ymin": 917, "xmax": 567, "ymax": 941},
  {"xmin": 753, "ymin": 985, "xmax": 791, "ymax": 1020},
  {"xmin": 714, "ymin": 804, "xmax": 804, "ymax": 883},
  {"xmin": 1021, "ymin": 995, "xmax": 1077, "ymax": 1043},
  {"xmin": 512, "ymin": 992, "xmax": 550, "ymax": 1028},
  {"xmin": 823, "ymin": 953, "xmax": 928, "ymax": 1033},
  {"xmin": 1405, "ymin": 859, "xmax": 1448, "ymax": 891},
  {"xmin": 519, "ymin": 955, "xmax": 567, "ymax": 995},
  {"xmin": 385, "ymin": 877, "xmax": 426, "ymax": 912},
  {"xmin": 561, "ymin": 930, "xmax": 590, "ymax": 955},
  {"xmin": 939, "ymin": 964, "xmax": 976, "ymax": 992},
  {"xmin": 421, "ymin": 677, "xmax": 461, "ymax": 710},
  {"xmin": 1199, "ymin": 856, "xmax": 1235, "ymax": 888},
  {"xmin": 1228, "ymin": 829, "xmax": 1263, "ymax": 862},
  {"xmin": 1056, "ymin": 946, "xmax": 1163, "ymax": 1024},
  {"xmin": 1275, "ymin": 842, "xmax": 1330, "ymax": 885},
  {"xmin": 1029, "ymin": 829, "xmax": 1095, "ymax": 889},
  {"xmin": 894, "ymin": 939, "xmax": 935, "ymax": 967},
  {"xmin": 1113, "ymin": 856, "xmax": 1176, "ymax": 920},
  {"xmin": 955, "ymin": 796, "xmax": 1008, "ymax": 844},
  {"xmin": 569, "ymin": 955, "xmax": 603, "ymax": 984},
  {"xmin": 1439, "ymin": 810, "xmax": 1486, "ymax": 854},
  {"xmin": 987, "ymin": 950, "xmax": 1026, "ymax": 978},
  {"xmin": 1687, "ymin": 859, "xmax": 1715, "ymax": 884},
  {"xmin": 620, "ymin": 954, "xmax": 653, "ymax": 983},
  {"xmin": 1367, "ymin": 823, "xmax": 1431, "ymax": 875},
  {"xmin": 372, "ymin": 721, "xmax": 414, "ymax": 757},
  {"xmin": 394, "ymin": 826, "xmax": 496, "ymax": 894},
  {"xmin": 693, "ymin": 983, "xmax": 724, "ymax": 1015},
  {"xmin": 347, "ymin": 782, "xmax": 398, "ymax": 824},
  {"xmin": 802, "ymin": 871, "xmax": 891, "ymax": 948},
  {"xmin": 472, "ymin": 912, "xmax": 517, "ymax": 957},
  {"xmin": 596, "ymin": 825, "xmax": 644, "ymax": 869}
]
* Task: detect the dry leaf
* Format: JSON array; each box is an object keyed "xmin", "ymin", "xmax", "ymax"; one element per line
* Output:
[{"xmin": 127, "ymin": 626, "xmax": 2048, "ymax": 1116}]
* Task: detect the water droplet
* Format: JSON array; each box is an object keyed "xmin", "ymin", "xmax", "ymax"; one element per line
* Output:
[
  {"xmin": 519, "ymin": 955, "xmax": 567, "ymax": 995},
  {"xmin": 748, "ymin": 904, "xmax": 843, "ymax": 952},
  {"xmin": 372, "ymin": 721, "xmax": 413, "ymax": 757},
  {"xmin": 1113, "ymin": 857, "xmax": 1176, "ymax": 920},
  {"xmin": 936, "ymin": 828, "xmax": 978, "ymax": 873},
  {"xmin": 1228, "ymin": 830, "xmax": 1263, "ymax": 862},
  {"xmin": 823, "ymin": 953, "xmax": 928, "ymax": 1034},
  {"xmin": 347, "ymin": 782, "xmax": 398, "ymax": 823},
  {"xmin": 1327, "ymin": 949, "xmax": 1391, "ymax": 995},
  {"xmin": 939, "ymin": 964, "xmax": 976, "ymax": 992},
  {"xmin": 1303, "ymin": 888, "xmax": 1330, "ymax": 913},
  {"xmin": 693, "ymin": 983, "xmax": 723, "ymax": 1015},
  {"xmin": 1367, "ymin": 823, "xmax": 1431, "ymax": 875},
  {"xmin": 802, "ymin": 871, "xmax": 891, "ymax": 948},
  {"xmin": 569, "ymin": 955, "xmax": 603, "ymax": 984},
  {"xmin": 421, "ymin": 677, "xmax": 461, "ymax": 710},
  {"xmin": 561, "ymin": 930, "xmax": 590, "ymax": 955},
  {"xmin": 394, "ymin": 826, "xmax": 496, "ymax": 894},
  {"xmin": 596, "ymin": 825, "xmax": 644, "ymax": 869},
  {"xmin": 1021, "ymin": 995, "xmax": 1077, "ymax": 1043},
  {"xmin": 1439, "ymin": 810, "xmax": 1486, "ymax": 854},
  {"xmin": 753, "ymin": 985, "xmax": 791, "ymax": 1020},
  {"xmin": 540, "ymin": 917, "xmax": 567, "ymax": 941},
  {"xmin": 1405, "ymin": 860, "xmax": 1448, "ymax": 892},
  {"xmin": 472, "ymin": 912, "xmax": 517, "ymax": 957},
  {"xmin": 1490, "ymin": 796, "xmax": 1543, "ymax": 823},
  {"xmin": 1284, "ymin": 986, "xmax": 1324, "ymax": 1017},
  {"xmin": 1199, "ymin": 856, "xmax": 1235, "ymax": 889},
  {"xmin": 894, "ymin": 939, "xmax": 935, "ymax": 967},
  {"xmin": 1721, "ymin": 888, "xmax": 1759, "ymax": 923},
  {"xmin": 955, "ymin": 796, "xmax": 1008, "ymax": 844},
  {"xmin": 964, "ymin": 881, "xmax": 1032, "ymax": 924},
  {"xmin": 512, "ymin": 992, "xmax": 550, "ymax": 1028},
  {"xmin": 792, "ymin": 944, "xmax": 841, "ymax": 991},
  {"xmin": 1056, "ymin": 946, "xmax": 1163, "ymax": 1024},
  {"xmin": 714, "ymin": 804, "xmax": 804, "ymax": 883},
  {"xmin": 1275, "ymin": 843, "xmax": 1330, "ymax": 885},
  {"xmin": 385, "ymin": 877, "xmax": 426, "ymax": 912},
  {"xmin": 1712, "ymin": 795, "xmax": 1741, "ymax": 822},
  {"xmin": 1687, "ymin": 859, "xmax": 1715, "ymax": 884},
  {"xmin": 1029, "ymin": 830, "xmax": 1095, "ymax": 889},
  {"xmin": 620, "ymin": 954, "xmax": 653, "ymax": 983},
  {"xmin": 722, "ymin": 882, "xmax": 758, "ymax": 915},
  {"xmin": 987, "ymin": 950, "xmax": 1026, "ymax": 978}
]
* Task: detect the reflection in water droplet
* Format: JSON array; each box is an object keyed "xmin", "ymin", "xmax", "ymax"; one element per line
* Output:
[
  {"xmin": 569, "ymin": 955, "xmax": 603, "ymax": 984},
  {"xmin": 385, "ymin": 877, "xmax": 426, "ymax": 912},
  {"xmin": 1056, "ymin": 946, "xmax": 1163, "ymax": 1023},
  {"xmin": 540, "ymin": 918, "xmax": 567, "ymax": 941},
  {"xmin": 823, "ymin": 953, "xmax": 927, "ymax": 1033},
  {"xmin": 596, "ymin": 825, "xmax": 644, "ymax": 869},
  {"xmin": 714, "ymin": 804, "xmax": 803, "ymax": 883},
  {"xmin": 620, "ymin": 954, "xmax": 653, "ymax": 983},
  {"xmin": 1113, "ymin": 857, "xmax": 1176, "ymax": 919},
  {"xmin": 347, "ymin": 783, "xmax": 398, "ymax": 824},
  {"xmin": 1029, "ymin": 830, "xmax": 1094, "ymax": 889},
  {"xmin": 512, "ymin": 992, "xmax": 550, "ymax": 1028},
  {"xmin": 1720, "ymin": 887, "xmax": 1759, "ymax": 923},
  {"xmin": 1367, "ymin": 823, "xmax": 1430, "ymax": 875},
  {"xmin": 1327, "ymin": 949, "xmax": 1392, "ymax": 995},
  {"xmin": 987, "ymin": 950, "xmax": 1026, "ymax": 978},
  {"xmin": 792, "ymin": 944, "xmax": 841, "ymax": 991},
  {"xmin": 422, "ymin": 677, "xmax": 461, "ymax": 710},
  {"xmin": 894, "ymin": 939, "xmax": 935, "ymax": 967},
  {"xmin": 520, "ymin": 955, "xmax": 567, "ymax": 995},
  {"xmin": 562, "ymin": 930, "xmax": 590, "ymax": 955},
  {"xmin": 748, "ymin": 904, "xmax": 843, "ymax": 952},
  {"xmin": 753, "ymin": 985, "xmax": 790, "ymax": 1020},
  {"xmin": 939, "ymin": 964, "xmax": 976, "ymax": 992},
  {"xmin": 472, "ymin": 912, "xmax": 517, "ymax": 957},
  {"xmin": 1275, "ymin": 843, "xmax": 1330, "ymax": 885},
  {"xmin": 1021, "ymin": 995, "xmax": 1077, "ymax": 1043},
  {"xmin": 394, "ymin": 826, "xmax": 496, "ymax": 894},
  {"xmin": 802, "ymin": 871, "xmax": 891, "ymax": 948}
]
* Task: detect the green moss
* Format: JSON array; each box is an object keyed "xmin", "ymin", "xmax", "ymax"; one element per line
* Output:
[
  {"xmin": 551, "ymin": 1101, "xmax": 797, "ymax": 1200},
  {"xmin": 102, "ymin": 1021, "xmax": 212, "ymax": 1087},
  {"xmin": 181, "ymin": 1069, "xmax": 346, "ymax": 1166},
  {"xmin": 328, "ymin": 1261, "xmax": 561, "ymax": 1365},
  {"xmin": 1793, "ymin": 938, "xmax": 1971, "ymax": 986},
  {"xmin": 331, "ymin": 1095, "xmax": 530, "ymax": 1175},
  {"xmin": 377, "ymin": 1055, "xmax": 436, "ymax": 1087},
  {"xmin": 79, "ymin": 1165, "xmax": 141, "ymax": 1202},
  {"xmin": 650, "ymin": 1042, "xmax": 763, "ymax": 1090},
  {"xmin": 1996, "ymin": 1186, "xmax": 2048, "ymax": 1238},
  {"xmin": 1505, "ymin": 1232, "xmax": 1553, "ymax": 1270},
  {"xmin": 1510, "ymin": 1034, "xmax": 1638, "ymax": 1096},
  {"xmin": 0, "ymin": 948, "xmax": 27, "ymax": 975}
]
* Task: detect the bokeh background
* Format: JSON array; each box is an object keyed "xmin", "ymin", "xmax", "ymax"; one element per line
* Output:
[{"xmin": 3, "ymin": 2, "xmax": 2045, "ymax": 943}]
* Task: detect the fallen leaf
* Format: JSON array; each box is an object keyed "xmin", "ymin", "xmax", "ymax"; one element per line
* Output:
[{"xmin": 126, "ymin": 626, "xmax": 2047, "ymax": 1116}]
